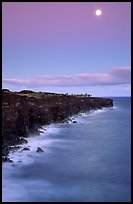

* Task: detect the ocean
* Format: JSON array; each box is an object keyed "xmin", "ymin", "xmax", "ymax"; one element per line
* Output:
[{"xmin": 2, "ymin": 97, "xmax": 131, "ymax": 202}]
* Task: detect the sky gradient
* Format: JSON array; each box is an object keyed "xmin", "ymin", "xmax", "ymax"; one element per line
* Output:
[{"xmin": 2, "ymin": 2, "xmax": 131, "ymax": 96}]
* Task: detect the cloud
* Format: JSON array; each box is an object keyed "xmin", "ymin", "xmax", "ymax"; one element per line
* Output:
[{"xmin": 3, "ymin": 67, "xmax": 131, "ymax": 88}]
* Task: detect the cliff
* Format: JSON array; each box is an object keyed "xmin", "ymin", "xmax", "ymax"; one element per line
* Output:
[{"xmin": 2, "ymin": 90, "xmax": 113, "ymax": 157}]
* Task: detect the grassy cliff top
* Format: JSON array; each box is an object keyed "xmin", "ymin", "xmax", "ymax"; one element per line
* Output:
[{"xmin": 2, "ymin": 89, "xmax": 92, "ymax": 99}]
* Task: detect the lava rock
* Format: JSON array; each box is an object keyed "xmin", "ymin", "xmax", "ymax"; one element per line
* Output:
[
  {"xmin": 36, "ymin": 147, "xmax": 44, "ymax": 152},
  {"xmin": 23, "ymin": 147, "xmax": 30, "ymax": 151},
  {"xmin": 73, "ymin": 121, "xmax": 78, "ymax": 123},
  {"xmin": 2, "ymin": 156, "xmax": 13, "ymax": 163},
  {"xmin": 27, "ymin": 154, "xmax": 32, "ymax": 157},
  {"xmin": 2, "ymin": 90, "xmax": 113, "ymax": 159},
  {"xmin": 9, "ymin": 146, "xmax": 22, "ymax": 151}
]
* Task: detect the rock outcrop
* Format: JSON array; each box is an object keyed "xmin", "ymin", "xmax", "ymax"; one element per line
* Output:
[
  {"xmin": 36, "ymin": 147, "xmax": 44, "ymax": 152},
  {"xmin": 22, "ymin": 147, "xmax": 30, "ymax": 151},
  {"xmin": 2, "ymin": 90, "xmax": 113, "ymax": 157}
]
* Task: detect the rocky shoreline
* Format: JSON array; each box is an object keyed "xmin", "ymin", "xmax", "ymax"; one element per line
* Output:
[{"xmin": 2, "ymin": 89, "xmax": 113, "ymax": 161}]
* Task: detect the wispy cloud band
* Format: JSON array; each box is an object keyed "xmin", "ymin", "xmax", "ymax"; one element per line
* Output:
[{"xmin": 3, "ymin": 67, "xmax": 131, "ymax": 88}]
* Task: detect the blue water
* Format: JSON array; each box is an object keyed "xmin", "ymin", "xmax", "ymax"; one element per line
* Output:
[{"xmin": 2, "ymin": 97, "xmax": 131, "ymax": 202}]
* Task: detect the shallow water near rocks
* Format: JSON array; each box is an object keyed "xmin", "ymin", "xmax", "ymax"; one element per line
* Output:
[{"xmin": 2, "ymin": 97, "xmax": 131, "ymax": 202}]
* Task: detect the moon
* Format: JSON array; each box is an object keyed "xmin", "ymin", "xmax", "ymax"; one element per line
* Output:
[{"xmin": 95, "ymin": 9, "xmax": 102, "ymax": 16}]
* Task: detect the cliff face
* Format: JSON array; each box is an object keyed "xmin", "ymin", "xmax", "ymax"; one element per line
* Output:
[{"xmin": 2, "ymin": 90, "xmax": 113, "ymax": 156}]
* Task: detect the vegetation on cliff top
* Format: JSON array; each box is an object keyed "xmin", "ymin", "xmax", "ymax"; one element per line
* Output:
[{"xmin": 3, "ymin": 89, "xmax": 92, "ymax": 98}]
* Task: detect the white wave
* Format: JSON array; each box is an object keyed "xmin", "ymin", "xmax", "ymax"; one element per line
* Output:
[
  {"xmin": 6, "ymin": 124, "xmax": 62, "ymax": 165},
  {"xmin": 66, "ymin": 109, "xmax": 108, "ymax": 124},
  {"xmin": 89, "ymin": 109, "xmax": 106, "ymax": 115},
  {"xmin": 4, "ymin": 107, "xmax": 114, "ymax": 165},
  {"xmin": 43, "ymin": 124, "xmax": 61, "ymax": 135},
  {"xmin": 88, "ymin": 106, "xmax": 115, "ymax": 116},
  {"xmin": 79, "ymin": 112, "xmax": 89, "ymax": 117},
  {"xmin": 112, "ymin": 106, "xmax": 117, "ymax": 110}
]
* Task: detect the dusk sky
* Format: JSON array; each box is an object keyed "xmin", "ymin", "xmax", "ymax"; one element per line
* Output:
[{"xmin": 2, "ymin": 2, "xmax": 131, "ymax": 96}]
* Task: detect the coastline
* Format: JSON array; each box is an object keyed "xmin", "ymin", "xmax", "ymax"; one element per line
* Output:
[
  {"xmin": 2, "ymin": 89, "xmax": 113, "ymax": 161},
  {"xmin": 3, "ymin": 107, "xmax": 112, "ymax": 164}
]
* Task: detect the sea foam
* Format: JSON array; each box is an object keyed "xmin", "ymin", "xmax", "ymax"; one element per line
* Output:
[{"xmin": 7, "ymin": 124, "xmax": 62, "ymax": 165}]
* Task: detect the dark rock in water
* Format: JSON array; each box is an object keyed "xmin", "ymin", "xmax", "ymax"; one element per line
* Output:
[
  {"xmin": 68, "ymin": 118, "xmax": 73, "ymax": 123},
  {"xmin": 27, "ymin": 154, "xmax": 32, "ymax": 157},
  {"xmin": 2, "ymin": 156, "xmax": 13, "ymax": 163},
  {"xmin": 39, "ymin": 130, "xmax": 44, "ymax": 133},
  {"xmin": 36, "ymin": 147, "xmax": 44, "ymax": 152},
  {"xmin": 73, "ymin": 121, "xmax": 78, "ymax": 123},
  {"xmin": 17, "ymin": 160, "xmax": 23, "ymax": 162},
  {"xmin": 23, "ymin": 147, "xmax": 30, "ymax": 151}
]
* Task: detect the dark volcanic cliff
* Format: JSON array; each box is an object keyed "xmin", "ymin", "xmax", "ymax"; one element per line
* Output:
[{"xmin": 2, "ymin": 90, "xmax": 113, "ymax": 157}]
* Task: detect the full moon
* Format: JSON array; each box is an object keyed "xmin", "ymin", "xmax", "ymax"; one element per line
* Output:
[{"xmin": 96, "ymin": 9, "xmax": 102, "ymax": 16}]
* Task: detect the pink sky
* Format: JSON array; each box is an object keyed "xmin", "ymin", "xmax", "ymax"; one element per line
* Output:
[{"xmin": 2, "ymin": 2, "xmax": 131, "ymax": 96}]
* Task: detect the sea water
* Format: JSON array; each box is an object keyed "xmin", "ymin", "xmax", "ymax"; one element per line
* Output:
[{"xmin": 2, "ymin": 97, "xmax": 131, "ymax": 202}]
